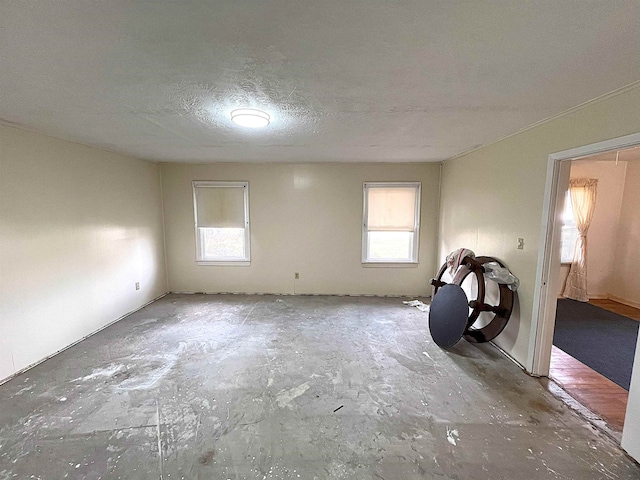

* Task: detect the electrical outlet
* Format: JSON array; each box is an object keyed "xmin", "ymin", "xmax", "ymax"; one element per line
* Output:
[
  {"xmin": 135, "ymin": 282, "xmax": 140, "ymax": 290},
  {"xmin": 294, "ymin": 272, "xmax": 300, "ymax": 279},
  {"xmin": 517, "ymin": 238, "xmax": 525, "ymax": 250}
]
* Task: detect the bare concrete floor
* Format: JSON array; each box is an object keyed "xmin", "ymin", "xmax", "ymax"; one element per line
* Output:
[{"xmin": 1, "ymin": 294, "xmax": 638, "ymax": 479}]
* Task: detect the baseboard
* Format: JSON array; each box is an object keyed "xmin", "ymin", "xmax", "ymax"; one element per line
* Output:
[
  {"xmin": 608, "ymin": 294, "xmax": 640, "ymax": 310},
  {"xmin": 558, "ymin": 293, "xmax": 608, "ymax": 300},
  {"xmin": 557, "ymin": 294, "xmax": 640, "ymax": 310},
  {"xmin": 0, "ymin": 292, "xmax": 168, "ymax": 387},
  {"xmin": 559, "ymin": 294, "xmax": 607, "ymax": 300},
  {"xmin": 489, "ymin": 341, "xmax": 529, "ymax": 374},
  {"xmin": 170, "ymin": 291, "xmax": 430, "ymax": 299}
]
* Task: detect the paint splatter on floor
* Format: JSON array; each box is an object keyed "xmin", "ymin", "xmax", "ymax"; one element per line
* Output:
[{"xmin": 0, "ymin": 294, "xmax": 638, "ymax": 479}]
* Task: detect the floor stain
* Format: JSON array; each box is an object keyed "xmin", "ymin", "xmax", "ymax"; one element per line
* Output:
[{"xmin": 198, "ymin": 449, "xmax": 215, "ymax": 465}]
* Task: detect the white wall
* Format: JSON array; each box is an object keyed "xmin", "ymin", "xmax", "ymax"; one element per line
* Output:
[
  {"xmin": 610, "ymin": 161, "xmax": 640, "ymax": 307},
  {"xmin": 0, "ymin": 125, "xmax": 167, "ymax": 382},
  {"xmin": 438, "ymin": 83, "xmax": 640, "ymax": 460},
  {"xmin": 161, "ymin": 162, "xmax": 440, "ymax": 296}
]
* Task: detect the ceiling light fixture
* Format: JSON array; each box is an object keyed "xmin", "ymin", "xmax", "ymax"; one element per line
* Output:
[{"xmin": 230, "ymin": 108, "xmax": 270, "ymax": 128}]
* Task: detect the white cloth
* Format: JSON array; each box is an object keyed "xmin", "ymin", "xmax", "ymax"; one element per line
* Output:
[
  {"xmin": 402, "ymin": 300, "xmax": 430, "ymax": 312},
  {"xmin": 446, "ymin": 248, "xmax": 475, "ymax": 275}
]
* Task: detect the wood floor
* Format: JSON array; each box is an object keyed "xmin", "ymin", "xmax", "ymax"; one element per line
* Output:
[
  {"xmin": 549, "ymin": 299, "xmax": 640, "ymax": 432},
  {"xmin": 589, "ymin": 298, "xmax": 640, "ymax": 321}
]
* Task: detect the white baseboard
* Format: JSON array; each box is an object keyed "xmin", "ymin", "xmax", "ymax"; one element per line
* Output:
[
  {"xmin": 489, "ymin": 341, "xmax": 528, "ymax": 374},
  {"xmin": 557, "ymin": 293, "xmax": 640, "ymax": 309},
  {"xmin": 608, "ymin": 294, "xmax": 640, "ymax": 310},
  {"xmin": 170, "ymin": 291, "xmax": 430, "ymax": 299}
]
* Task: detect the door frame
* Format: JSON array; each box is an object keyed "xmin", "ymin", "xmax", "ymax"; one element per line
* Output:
[{"xmin": 528, "ymin": 131, "xmax": 640, "ymax": 376}]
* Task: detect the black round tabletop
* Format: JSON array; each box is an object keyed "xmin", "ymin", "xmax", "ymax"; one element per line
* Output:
[{"xmin": 429, "ymin": 284, "xmax": 469, "ymax": 348}]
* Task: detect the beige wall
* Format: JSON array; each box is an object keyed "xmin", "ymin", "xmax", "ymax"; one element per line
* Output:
[
  {"xmin": 438, "ymin": 84, "xmax": 640, "ymax": 461},
  {"xmin": 610, "ymin": 160, "xmax": 640, "ymax": 307},
  {"xmin": 161, "ymin": 163, "xmax": 440, "ymax": 296},
  {"xmin": 623, "ymin": 333, "xmax": 640, "ymax": 460},
  {"xmin": 438, "ymin": 84, "xmax": 640, "ymax": 368},
  {"xmin": 0, "ymin": 125, "xmax": 167, "ymax": 382},
  {"xmin": 557, "ymin": 160, "xmax": 627, "ymax": 298}
]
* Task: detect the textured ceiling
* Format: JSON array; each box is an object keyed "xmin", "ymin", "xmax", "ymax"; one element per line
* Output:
[{"xmin": 1, "ymin": 1, "xmax": 639, "ymax": 163}]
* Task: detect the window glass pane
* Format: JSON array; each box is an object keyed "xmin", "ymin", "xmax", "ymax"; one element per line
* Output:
[
  {"xmin": 560, "ymin": 190, "xmax": 577, "ymax": 263},
  {"xmin": 560, "ymin": 225, "xmax": 577, "ymax": 263},
  {"xmin": 201, "ymin": 228, "xmax": 245, "ymax": 259},
  {"xmin": 367, "ymin": 231, "xmax": 413, "ymax": 260},
  {"xmin": 562, "ymin": 190, "xmax": 576, "ymax": 224}
]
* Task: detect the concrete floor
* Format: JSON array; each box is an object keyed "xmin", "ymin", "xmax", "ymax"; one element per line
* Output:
[{"xmin": 1, "ymin": 294, "xmax": 638, "ymax": 480}]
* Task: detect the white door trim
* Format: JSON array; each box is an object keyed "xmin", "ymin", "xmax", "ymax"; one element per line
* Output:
[{"xmin": 528, "ymin": 132, "xmax": 640, "ymax": 376}]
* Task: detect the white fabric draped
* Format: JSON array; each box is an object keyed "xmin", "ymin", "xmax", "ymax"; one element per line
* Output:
[{"xmin": 563, "ymin": 178, "xmax": 598, "ymax": 302}]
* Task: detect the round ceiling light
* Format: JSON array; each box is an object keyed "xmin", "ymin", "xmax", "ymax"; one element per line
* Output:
[{"xmin": 230, "ymin": 108, "xmax": 270, "ymax": 128}]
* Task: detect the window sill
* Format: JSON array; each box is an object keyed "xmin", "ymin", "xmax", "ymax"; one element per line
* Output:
[
  {"xmin": 362, "ymin": 262, "xmax": 419, "ymax": 268},
  {"xmin": 196, "ymin": 261, "xmax": 251, "ymax": 267}
]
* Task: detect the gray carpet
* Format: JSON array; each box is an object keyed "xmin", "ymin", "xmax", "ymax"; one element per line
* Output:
[{"xmin": 554, "ymin": 299, "xmax": 639, "ymax": 390}]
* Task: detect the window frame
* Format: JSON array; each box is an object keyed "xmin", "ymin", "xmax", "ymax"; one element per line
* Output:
[
  {"xmin": 361, "ymin": 181, "xmax": 421, "ymax": 265},
  {"xmin": 192, "ymin": 180, "xmax": 251, "ymax": 266}
]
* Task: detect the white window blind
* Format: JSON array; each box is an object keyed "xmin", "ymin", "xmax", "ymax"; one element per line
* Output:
[
  {"xmin": 195, "ymin": 186, "xmax": 245, "ymax": 228},
  {"xmin": 367, "ymin": 187, "xmax": 417, "ymax": 232}
]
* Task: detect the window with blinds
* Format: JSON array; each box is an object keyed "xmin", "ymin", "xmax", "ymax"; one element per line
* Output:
[
  {"xmin": 192, "ymin": 181, "xmax": 250, "ymax": 265},
  {"xmin": 362, "ymin": 182, "xmax": 421, "ymax": 263}
]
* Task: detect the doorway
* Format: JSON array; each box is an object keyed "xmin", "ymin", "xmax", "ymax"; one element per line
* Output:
[
  {"xmin": 530, "ymin": 132, "xmax": 640, "ymax": 449},
  {"xmin": 549, "ymin": 150, "xmax": 640, "ymax": 431}
]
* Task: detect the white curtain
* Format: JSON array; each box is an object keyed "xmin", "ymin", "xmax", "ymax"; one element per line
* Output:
[{"xmin": 563, "ymin": 178, "xmax": 598, "ymax": 302}]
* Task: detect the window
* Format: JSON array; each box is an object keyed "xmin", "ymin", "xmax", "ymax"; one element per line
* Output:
[
  {"xmin": 560, "ymin": 189, "xmax": 578, "ymax": 263},
  {"xmin": 362, "ymin": 182, "xmax": 421, "ymax": 264},
  {"xmin": 192, "ymin": 181, "xmax": 250, "ymax": 265}
]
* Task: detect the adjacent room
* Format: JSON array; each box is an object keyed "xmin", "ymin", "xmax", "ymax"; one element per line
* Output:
[
  {"xmin": 1, "ymin": 1, "xmax": 640, "ymax": 478},
  {"xmin": 550, "ymin": 147, "xmax": 640, "ymax": 431}
]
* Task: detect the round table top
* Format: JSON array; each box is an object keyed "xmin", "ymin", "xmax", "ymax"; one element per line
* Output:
[{"xmin": 429, "ymin": 283, "xmax": 469, "ymax": 348}]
